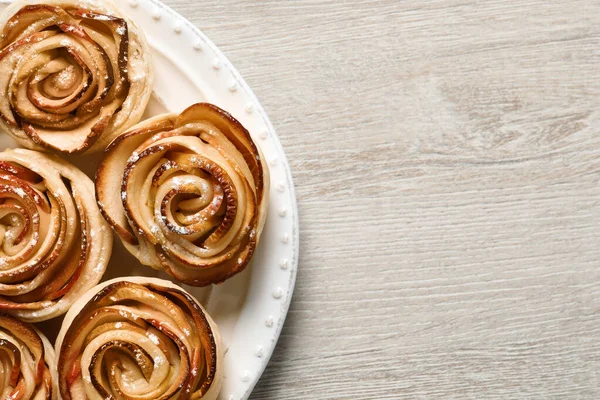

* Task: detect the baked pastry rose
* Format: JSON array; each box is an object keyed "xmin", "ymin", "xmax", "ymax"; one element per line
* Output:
[
  {"xmin": 0, "ymin": 148, "xmax": 112, "ymax": 322},
  {"xmin": 97, "ymin": 103, "xmax": 269, "ymax": 286},
  {"xmin": 56, "ymin": 277, "xmax": 223, "ymax": 400},
  {"xmin": 0, "ymin": 0, "xmax": 153, "ymax": 154},
  {"xmin": 0, "ymin": 313, "xmax": 57, "ymax": 399}
]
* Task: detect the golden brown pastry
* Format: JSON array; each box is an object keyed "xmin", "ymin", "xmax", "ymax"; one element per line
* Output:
[
  {"xmin": 56, "ymin": 277, "xmax": 223, "ymax": 400},
  {"xmin": 97, "ymin": 103, "xmax": 269, "ymax": 286},
  {"xmin": 0, "ymin": 313, "xmax": 57, "ymax": 399},
  {"xmin": 0, "ymin": 148, "xmax": 112, "ymax": 322},
  {"xmin": 0, "ymin": 0, "xmax": 153, "ymax": 154}
]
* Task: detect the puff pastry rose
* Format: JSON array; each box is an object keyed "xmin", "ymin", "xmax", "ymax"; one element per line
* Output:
[
  {"xmin": 97, "ymin": 103, "xmax": 269, "ymax": 286},
  {"xmin": 56, "ymin": 277, "xmax": 223, "ymax": 400},
  {"xmin": 0, "ymin": 148, "xmax": 112, "ymax": 322},
  {"xmin": 0, "ymin": 0, "xmax": 153, "ymax": 154},
  {"xmin": 0, "ymin": 313, "xmax": 57, "ymax": 399}
]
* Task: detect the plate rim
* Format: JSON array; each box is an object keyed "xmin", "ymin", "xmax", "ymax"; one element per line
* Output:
[{"xmin": 144, "ymin": 0, "xmax": 300, "ymax": 397}]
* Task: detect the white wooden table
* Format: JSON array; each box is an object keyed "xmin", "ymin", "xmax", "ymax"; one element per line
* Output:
[{"xmin": 164, "ymin": 1, "xmax": 600, "ymax": 398}]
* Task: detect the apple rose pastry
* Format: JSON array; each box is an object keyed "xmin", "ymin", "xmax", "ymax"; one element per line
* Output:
[
  {"xmin": 97, "ymin": 103, "xmax": 270, "ymax": 286},
  {"xmin": 0, "ymin": 0, "xmax": 153, "ymax": 154},
  {"xmin": 0, "ymin": 148, "xmax": 112, "ymax": 322},
  {"xmin": 56, "ymin": 277, "xmax": 223, "ymax": 400},
  {"xmin": 0, "ymin": 313, "xmax": 57, "ymax": 399}
]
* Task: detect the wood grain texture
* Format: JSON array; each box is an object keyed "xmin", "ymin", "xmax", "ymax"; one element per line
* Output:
[{"xmin": 162, "ymin": 0, "xmax": 600, "ymax": 398}]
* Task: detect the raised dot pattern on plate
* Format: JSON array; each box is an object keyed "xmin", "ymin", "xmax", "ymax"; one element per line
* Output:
[
  {"xmin": 265, "ymin": 316, "xmax": 275, "ymax": 328},
  {"xmin": 280, "ymin": 259, "xmax": 289, "ymax": 270},
  {"xmin": 107, "ymin": 1, "xmax": 296, "ymax": 398},
  {"xmin": 241, "ymin": 371, "xmax": 251, "ymax": 382},
  {"xmin": 255, "ymin": 346, "xmax": 264, "ymax": 358}
]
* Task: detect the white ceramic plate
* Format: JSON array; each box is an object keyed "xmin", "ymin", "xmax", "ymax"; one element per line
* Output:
[{"xmin": 0, "ymin": 1, "xmax": 299, "ymax": 399}]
